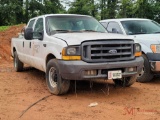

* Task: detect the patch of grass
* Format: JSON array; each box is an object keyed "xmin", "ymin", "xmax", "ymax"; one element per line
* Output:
[{"xmin": 0, "ymin": 26, "xmax": 10, "ymax": 32}]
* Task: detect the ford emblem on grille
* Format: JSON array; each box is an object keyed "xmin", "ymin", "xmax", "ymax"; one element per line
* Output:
[{"xmin": 108, "ymin": 49, "xmax": 117, "ymax": 54}]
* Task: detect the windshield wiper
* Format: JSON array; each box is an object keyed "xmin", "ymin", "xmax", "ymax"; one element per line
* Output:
[
  {"xmin": 81, "ymin": 30, "xmax": 105, "ymax": 33},
  {"xmin": 50, "ymin": 30, "xmax": 71, "ymax": 35},
  {"xmin": 55, "ymin": 30, "xmax": 71, "ymax": 32},
  {"xmin": 50, "ymin": 29, "xmax": 105, "ymax": 35},
  {"xmin": 82, "ymin": 30, "xmax": 97, "ymax": 32},
  {"xmin": 130, "ymin": 32, "xmax": 147, "ymax": 35},
  {"xmin": 153, "ymin": 31, "xmax": 160, "ymax": 34}
]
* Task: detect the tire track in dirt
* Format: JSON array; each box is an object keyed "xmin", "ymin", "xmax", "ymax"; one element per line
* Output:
[{"xmin": 0, "ymin": 66, "xmax": 14, "ymax": 72}]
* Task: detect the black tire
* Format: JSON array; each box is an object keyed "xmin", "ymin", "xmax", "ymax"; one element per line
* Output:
[
  {"xmin": 46, "ymin": 59, "xmax": 70, "ymax": 95},
  {"xmin": 13, "ymin": 51, "xmax": 24, "ymax": 72},
  {"xmin": 113, "ymin": 75, "xmax": 137, "ymax": 87},
  {"xmin": 137, "ymin": 54, "xmax": 153, "ymax": 82}
]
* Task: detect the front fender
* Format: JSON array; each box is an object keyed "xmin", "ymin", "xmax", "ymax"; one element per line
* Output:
[{"xmin": 139, "ymin": 43, "xmax": 153, "ymax": 54}]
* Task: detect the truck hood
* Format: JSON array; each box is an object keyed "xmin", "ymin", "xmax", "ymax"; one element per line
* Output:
[
  {"xmin": 131, "ymin": 34, "xmax": 160, "ymax": 44},
  {"xmin": 53, "ymin": 32, "xmax": 134, "ymax": 45}
]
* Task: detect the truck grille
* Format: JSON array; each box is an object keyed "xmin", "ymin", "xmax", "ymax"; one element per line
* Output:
[{"xmin": 81, "ymin": 40, "xmax": 135, "ymax": 63}]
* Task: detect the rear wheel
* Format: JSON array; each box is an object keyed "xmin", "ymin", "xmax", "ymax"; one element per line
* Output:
[
  {"xmin": 137, "ymin": 54, "xmax": 153, "ymax": 82},
  {"xmin": 113, "ymin": 75, "xmax": 137, "ymax": 87},
  {"xmin": 13, "ymin": 51, "xmax": 23, "ymax": 72},
  {"xmin": 46, "ymin": 59, "xmax": 70, "ymax": 95}
]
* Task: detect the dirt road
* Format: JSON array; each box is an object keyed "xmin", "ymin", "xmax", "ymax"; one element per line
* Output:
[{"xmin": 0, "ymin": 25, "xmax": 160, "ymax": 120}]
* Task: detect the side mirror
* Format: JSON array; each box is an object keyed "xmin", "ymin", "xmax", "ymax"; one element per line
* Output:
[
  {"xmin": 24, "ymin": 27, "xmax": 33, "ymax": 40},
  {"xmin": 38, "ymin": 31, "xmax": 44, "ymax": 40},
  {"xmin": 112, "ymin": 28, "xmax": 118, "ymax": 33}
]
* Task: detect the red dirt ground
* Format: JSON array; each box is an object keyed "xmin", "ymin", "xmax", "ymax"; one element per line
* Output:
[{"xmin": 0, "ymin": 25, "xmax": 160, "ymax": 120}]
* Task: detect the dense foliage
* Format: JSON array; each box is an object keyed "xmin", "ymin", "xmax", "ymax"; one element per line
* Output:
[
  {"xmin": 0, "ymin": 0, "xmax": 159, "ymax": 25},
  {"xmin": 68, "ymin": 0, "xmax": 160, "ymax": 22},
  {"xmin": 0, "ymin": 0, "xmax": 64, "ymax": 25}
]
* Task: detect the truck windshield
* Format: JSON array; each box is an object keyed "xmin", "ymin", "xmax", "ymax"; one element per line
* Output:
[
  {"xmin": 121, "ymin": 20, "xmax": 160, "ymax": 35},
  {"xmin": 46, "ymin": 16, "xmax": 106, "ymax": 35}
]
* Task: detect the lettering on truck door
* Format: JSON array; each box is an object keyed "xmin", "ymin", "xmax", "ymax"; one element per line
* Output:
[{"xmin": 31, "ymin": 17, "xmax": 44, "ymax": 71}]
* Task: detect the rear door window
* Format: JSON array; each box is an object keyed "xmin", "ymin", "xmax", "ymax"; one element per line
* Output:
[
  {"xmin": 107, "ymin": 22, "xmax": 123, "ymax": 34},
  {"xmin": 100, "ymin": 22, "xmax": 107, "ymax": 28},
  {"xmin": 33, "ymin": 18, "xmax": 44, "ymax": 38},
  {"xmin": 28, "ymin": 19, "xmax": 35, "ymax": 28}
]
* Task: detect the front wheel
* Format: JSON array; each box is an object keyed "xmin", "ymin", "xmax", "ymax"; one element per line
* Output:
[
  {"xmin": 113, "ymin": 75, "xmax": 137, "ymax": 87},
  {"xmin": 13, "ymin": 51, "xmax": 24, "ymax": 72},
  {"xmin": 46, "ymin": 59, "xmax": 70, "ymax": 95},
  {"xmin": 137, "ymin": 54, "xmax": 153, "ymax": 82}
]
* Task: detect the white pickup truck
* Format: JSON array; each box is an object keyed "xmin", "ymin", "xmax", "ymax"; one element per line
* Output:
[
  {"xmin": 100, "ymin": 18, "xmax": 160, "ymax": 82},
  {"xmin": 11, "ymin": 14, "xmax": 143, "ymax": 95}
]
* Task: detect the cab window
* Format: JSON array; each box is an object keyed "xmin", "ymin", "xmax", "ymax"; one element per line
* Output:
[
  {"xmin": 106, "ymin": 22, "xmax": 123, "ymax": 34},
  {"xmin": 33, "ymin": 18, "xmax": 44, "ymax": 38},
  {"xmin": 28, "ymin": 19, "xmax": 35, "ymax": 28}
]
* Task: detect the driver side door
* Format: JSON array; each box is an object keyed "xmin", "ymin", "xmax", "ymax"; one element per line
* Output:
[{"xmin": 31, "ymin": 17, "xmax": 45, "ymax": 71}]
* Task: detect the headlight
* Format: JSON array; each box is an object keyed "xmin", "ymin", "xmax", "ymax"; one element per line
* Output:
[
  {"xmin": 66, "ymin": 47, "xmax": 80, "ymax": 55},
  {"xmin": 134, "ymin": 43, "xmax": 142, "ymax": 57},
  {"xmin": 62, "ymin": 46, "xmax": 81, "ymax": 60},
  {"xmin": 135, "ymin": 43, "xmax": 141, "ymax": 52},
  {"xmin": 67, "ymin": 47, "xmax": 76, "ymax": 55},
  {"xmin": 151, "ymin": 44, "xmax": 160, "ymax": 53}
]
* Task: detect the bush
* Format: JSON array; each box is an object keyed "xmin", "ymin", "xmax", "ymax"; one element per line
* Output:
[{"xmin": 0, "ymin": 26, "xmax": 10, "ymax": 32}]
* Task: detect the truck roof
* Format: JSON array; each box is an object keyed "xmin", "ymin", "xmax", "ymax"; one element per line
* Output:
[
  {"xmin": 30, "ymin": 14, "xmax": 91, "ymax": 20},
  {"xmin": 100, "ymin": 18, "xmax": 151, "ymax": 22}
]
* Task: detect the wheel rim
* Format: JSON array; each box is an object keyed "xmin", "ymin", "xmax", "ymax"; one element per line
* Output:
[
  {"xmin": 49, "ymin": 67, "xmax": 58, "ymax": 88},
  {"xmin": 138, "ymin": 66, "xmax": 145, "ymax": 77}
]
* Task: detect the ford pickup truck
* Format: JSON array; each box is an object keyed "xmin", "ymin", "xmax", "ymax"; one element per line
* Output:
[
  {"xmin": 11, "ymin": 14, "xmax": 143, "ymax": 95},
  {"xmin": 100, "ymin": 18, "xmax": 160, "ymax": 82}
]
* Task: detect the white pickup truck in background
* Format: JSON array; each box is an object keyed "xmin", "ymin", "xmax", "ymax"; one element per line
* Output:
[
  {"xmin": 11, "ymin": 14, "xmax": 143, "ymax": 95},
  {"xmin": 100, "ymin": 18, "xmax": 160, "ymax": 82}
]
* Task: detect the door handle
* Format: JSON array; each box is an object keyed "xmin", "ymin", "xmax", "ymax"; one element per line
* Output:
[
  {"xmin": 43, "ymin": 44, "xmax": 46, "ymax": 47},
  {"xmin": 29, "ymin": 42, "xmax": 31, "ymax": 48}
]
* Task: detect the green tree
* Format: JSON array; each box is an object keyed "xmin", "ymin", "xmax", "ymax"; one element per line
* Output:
[
  {"xmin": 25, "ymin": 0, "xmax": 65, "ymax": 22},
  {"xmin": 100, "ymin": 0, "xmax": 107, "ymax": 20},
  {"xmin": 43, "ymin": 0, "xmax": 64, "ymax": 14},
  {"xmin": 16, "ymin": 0, "xmax": 24, "ymax": 24},
  {"xmin": 28, "ymin": 0, "xmax": 44, "ymax": 18},
  {"xmin": 134, "ymin": 0, "xmax": 152, "ymax": 18},
  {"xmin": 106, "ymin": 0, "xmax": 118, "ymax": 18},
  {"xmin": 153, "ymin": 1, "xmax": 160, "ymax": 22},
  {"xmin": 0, "ymin": 0, "xmax": 23, "ymax": 25},
  {"xmin": 68, "ymin": 0, "xmax": 98, "ymax": 18},
  {"xmin": 117, "ymin": 0, "xmax": 134, "ymax": 18},
  {"xmin": 133, "ymin": 0, "xmax": 160, "ymax": 22},
  {"xmin": 1, "ymin": 0, "xmax": 160, "ymax": 25},
  {"xmin": 99, "ymin": 0, "xmax": 118, "ymax": 20}
]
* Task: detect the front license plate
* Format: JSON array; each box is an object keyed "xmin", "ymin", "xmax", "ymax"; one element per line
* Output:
[{"xmin": 108, "ymin": 70, "xmax": 122, "ymax": 79}]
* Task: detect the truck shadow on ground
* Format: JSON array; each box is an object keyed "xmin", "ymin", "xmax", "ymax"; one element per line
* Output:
[
  {"xmin": 21, "ymin": 67, "xmax": 160, "ymax": 98},
  {"xmin": 24, "ymin": 69, "xmax": 135, "ymax": 98},
  {"xmin": 152, "ymin": 75, "xmax": 160, "ymax": 82},
  {"xmin": 68, "ymin": 80, "xmax": 140, "ymax": 97},
  {"xmin": 140, "ymin": 75, "xmax": 160, "ymax": 85}
]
